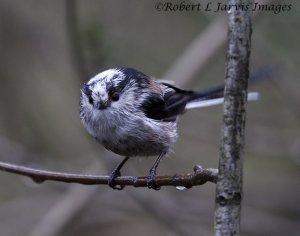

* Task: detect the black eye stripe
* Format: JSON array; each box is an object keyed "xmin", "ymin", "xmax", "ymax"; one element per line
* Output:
[
  {"xmin": 107, "ymin": 82, "xmax": 127, "ymax": 97},
  {"xmin": 81, "ymin": 84, "xmax": 94, "ymax": 104},
  {"xmin": 88, "ymin": 95, "xmax": 93, "ymax": 104},
  {"xmin": 83, "ymin": 72, "xmax": 133, "ymax": 105},
  {"xmin": 82, "ymin": 84, "xmax": 91, "ymax": 96}
]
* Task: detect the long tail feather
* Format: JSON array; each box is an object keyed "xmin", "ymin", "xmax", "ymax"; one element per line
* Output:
[{"xmin": 185, "ymin": 92, "xmax": 259, "ymax": 109}]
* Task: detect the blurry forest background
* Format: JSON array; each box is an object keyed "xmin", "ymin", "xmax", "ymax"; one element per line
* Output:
[{"xmin": 0, "ymin": 0, "xmax": 299, "ymax": 236}]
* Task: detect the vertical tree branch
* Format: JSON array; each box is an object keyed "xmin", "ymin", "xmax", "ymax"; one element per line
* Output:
[{"xmin": 214, "ymin": 1, "xmax": 253, "ymax": 236}]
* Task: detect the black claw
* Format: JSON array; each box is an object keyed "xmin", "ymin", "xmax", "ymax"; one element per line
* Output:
[
  {"xmin": 108, "ymin": 157, "xmax": 130, "ymax": 190},
  {"xmin": 147, "ymin": 172, "xmax": 161, "ymax": 190},
  {"xmin": 108, "ymin": 170, "xmax": 125, "ymax": 190}
]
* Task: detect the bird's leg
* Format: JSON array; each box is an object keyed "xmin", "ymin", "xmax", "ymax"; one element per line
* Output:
[
  {"xmin": 109, "ymin": 156, "xmax": 130, "ymax": 190},
  {"xmin": 147, "ymin": 152, "xmax": 166, "ymax": 190}
]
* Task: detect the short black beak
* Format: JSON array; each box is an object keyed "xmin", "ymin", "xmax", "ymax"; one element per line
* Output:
[{"xmin": 96, "ymin": 101, "xmax": 109, "ymax": 110}]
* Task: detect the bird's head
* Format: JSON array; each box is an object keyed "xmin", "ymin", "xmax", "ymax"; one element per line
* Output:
[{"xmin": 80, "ymin": 68, "xmax": 154, "ymax": 117}]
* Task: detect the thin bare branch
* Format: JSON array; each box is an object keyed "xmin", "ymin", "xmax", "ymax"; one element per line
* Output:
[{"xmin": 0, "ymin": 161, "xmax": 218, "ymax": 188}]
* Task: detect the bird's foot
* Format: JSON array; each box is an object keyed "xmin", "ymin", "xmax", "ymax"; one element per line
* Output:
[
  {"xmin": 147, "ymin": 170, "xmax": 161, "ymax": 191},
  {"xmin": 108, "ymin": 169, "xmax": 125, "ymax": 190}
]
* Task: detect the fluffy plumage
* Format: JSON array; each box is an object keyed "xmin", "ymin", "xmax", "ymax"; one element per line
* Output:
[
  {"xmin": 79, "ymin": 67, "xmax": 258, "ymax": 189},
  {"xmin": 80, "ymin": 68, "xmax": 177, "ymax": 157}
]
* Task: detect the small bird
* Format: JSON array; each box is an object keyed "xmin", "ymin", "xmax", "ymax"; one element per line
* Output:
[{"xmin": 79, "ymin": 67, "xmax": 258, "ymax": 190}]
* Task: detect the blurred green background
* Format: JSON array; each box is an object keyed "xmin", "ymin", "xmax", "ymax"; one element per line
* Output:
[{"xmin": 0, "ymin": 0, "xmax": 299, "ymax": 236}]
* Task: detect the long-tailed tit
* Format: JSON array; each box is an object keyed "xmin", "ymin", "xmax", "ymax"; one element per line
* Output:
[{"xmin": 79, "ymin": 68, "xmax": 258, "ymax": 190}]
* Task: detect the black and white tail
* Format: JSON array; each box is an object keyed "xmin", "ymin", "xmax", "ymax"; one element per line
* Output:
[{"xmin": 185, "ymin": 92, "xmax": 259, "ymax": 109}]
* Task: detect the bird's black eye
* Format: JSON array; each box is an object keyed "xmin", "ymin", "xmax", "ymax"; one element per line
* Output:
[
  {"xmin": 110, "ymin": 92, "xmax": 120, "ymax": 102},
  {"xmin": 88, "ymin": 95, "xmax": 93, "ymax": 104}
]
